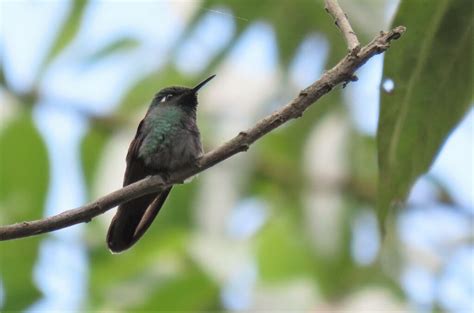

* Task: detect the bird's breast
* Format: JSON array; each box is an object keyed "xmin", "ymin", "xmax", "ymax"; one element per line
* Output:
[{"xmin": 139, "ymin": 109, "xmax": 202, "ymax": 172}]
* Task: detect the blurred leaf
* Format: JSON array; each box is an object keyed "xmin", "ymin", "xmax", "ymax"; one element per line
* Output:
[
  {"xmin": 117, "ymin": 67, "xmax": 189, "ymax": 115},
  {"xmin": 0, "ymin": 111, "xmax": 49, "ymax": 311},
  {"xmin": 255, "ymin": 93, "xmax": 342, "ymax": 219},
  {"xmin": 0, "ymin": 62, "xmax": 5, "ymax": 86},
  {"xmin": 80, "ymin": 127, "xmax": 109, "ymax": 195},
  {"xmin": 38, "ymin": 0, "xmax": 88, "ymax": 76},
  {"xmin": 257, "ymin": 216, "xmax": 314, "ymax": 282},
  {"xmin": 348, "ymin": 133, "xmax": 377, "ymax": 203},
  {"xmin": 271, "ymin": 1, "xmax": 327, "ymax": 65},
  {"xmin": 83, "ymin": 37, "xmax": 141, "ymax": 65},
  {"xmin": 155, "ymin": 181, "xmax": 199, "ymax": 228},
  {"xmin": 140, "ymin": 258, "xmax": 220, "ymax": 311},
  {"xmin": 116, "ymin": 71, "xmax": 161, "ymax": 115},
  {"xmin": 87, "ymin": 229, "xmax": 219, "ymax": 311},
  {"xmin": 202, "ymin": 0, "xmax": 347, "ymax": 67},
  {"xmin": 87, "ymin": 229, "xmax": 188, "ymax": 304},
  {"xmin": 377, "ymin": 0, "xmax": 473, "ymax": 225}
]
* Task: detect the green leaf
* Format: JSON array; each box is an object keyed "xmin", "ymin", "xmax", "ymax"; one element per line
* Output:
[
  {"xmin": 83, "ymin": 37, "xmax": 141, "ymax": 65},
  {"xmin": 38, "ymin": 0, "xmax": 88, "ymax": 76},
  {"xmin": 0, "ymin": 111, "xmax": 49, "ymax": 311},
  {"xmin": 377, "ymin": 0, "xmax": 473, "ymax": 225}
]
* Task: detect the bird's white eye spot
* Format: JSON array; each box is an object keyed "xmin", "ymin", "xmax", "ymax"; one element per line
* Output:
[{"xmin": 161, "ymin": 94, "xmax": 173, "ymax": 103}]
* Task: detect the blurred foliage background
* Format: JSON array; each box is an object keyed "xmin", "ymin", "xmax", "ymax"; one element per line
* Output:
[{"xmin": 0, "ymin": 0, "xmax": 472, "ymax": 312}]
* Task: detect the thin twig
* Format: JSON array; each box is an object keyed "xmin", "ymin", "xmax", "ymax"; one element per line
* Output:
[
  {"xmin": 325, "ymin": 0, "xmax": 360, "ymax": 53},
  {"xmin": 0, "ymin": 21, "xmax": 406, "ymax": 241}
]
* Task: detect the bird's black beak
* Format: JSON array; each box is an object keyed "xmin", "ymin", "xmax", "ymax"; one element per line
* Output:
[{"xmin": 192, "ymin": 75, "xmax": 216, "ymax": 93}]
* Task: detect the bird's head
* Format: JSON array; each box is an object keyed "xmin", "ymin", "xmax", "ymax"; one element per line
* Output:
[{"xmin": 151, "ymin": 75, "xmax": 215, "ymax": 111}]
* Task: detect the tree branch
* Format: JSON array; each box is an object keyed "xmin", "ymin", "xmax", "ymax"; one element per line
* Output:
[
  {"xmin": 0, "ymin": 17, "xmax": 406, "ymax": 241},
  {"xmin": 325, "ymin": 0, "xmax": 360, "ymax": 53}
]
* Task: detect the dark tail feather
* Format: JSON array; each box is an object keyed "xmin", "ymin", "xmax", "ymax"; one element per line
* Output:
[{"xmin": 106, "ymin": 187, "xmax": 172, "ymax": 253}]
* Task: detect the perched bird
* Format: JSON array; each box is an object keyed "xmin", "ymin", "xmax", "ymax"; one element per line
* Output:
[{"xmin": 107, "ymin": 75, "xmax": 215, "ymax": 253}]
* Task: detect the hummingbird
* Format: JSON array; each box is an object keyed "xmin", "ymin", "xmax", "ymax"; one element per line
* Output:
[{"xmin": 106, "ymin": 75, "xmax": 215, "ymax": 253}]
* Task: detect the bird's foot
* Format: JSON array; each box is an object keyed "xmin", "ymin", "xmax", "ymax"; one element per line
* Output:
[
  {"xmin": 160, "ymin": 171, "xmax": 171, "ymax": 183},
  {"xmin": 148, "ymin": 170, "xmax": 170, "ymax": 184}
]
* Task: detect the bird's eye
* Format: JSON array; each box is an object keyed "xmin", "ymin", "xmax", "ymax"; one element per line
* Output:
[{"xmin": 161, "ymin": 94, "xmax": 173, "ymax": 103}]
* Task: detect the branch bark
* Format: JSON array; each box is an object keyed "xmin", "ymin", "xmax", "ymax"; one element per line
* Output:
[
  {"xmin": 0, "ymin": 8, "xmax": 406, "ymax": 241},
  {"xmin": 325, "ymin": 0, "xmax": 360, "ymax": 52}
]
